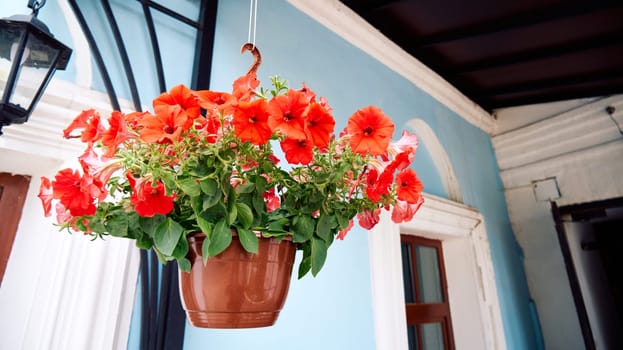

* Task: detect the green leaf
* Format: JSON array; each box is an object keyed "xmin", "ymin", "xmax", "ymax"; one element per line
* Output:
[
  {"xmin": 178, "ymin": 258, "xmax": 191, "ymax": 272},
  {"xmin": 236, "ymin": 203, "xmax": 253, "ymax": 229},
  {"xmin": 315, "ymin": 212, "xmax": 331, "ymax": 242},
  {"xmin": 237, "ymin": 227, "xmax": 258, "ymax": 254},
  {"xmin": 200, "ymin": 203, "xmax": 227, "ymax": 223},
  {"xmin": 235, "ymin": 182, "xmax": 255, "ymax": 194},
  {"xmin": 160, "ymin": 172, "xmax": 176, "ymax": 193},
  {"xmin": 336, "ymin": 210, "xmax": 351, "ymax": 230},
  {"xmin": 228, "ymin": 203, "xmax": 237, "ymax": 225},
  {"xmin": 197, "ymin": 215, "xmax": 212, "ymax": 236},
  {"xmin": 136, "ymin": 235, "xmax": 153, "ymax": 250},
  {"xmin": 106, "ymin": 214, "xmax": 128, "ymax": 237},
  {"xmin": 171, "ymin": 233, "xmax": 189, "ymax": 260},
  {"xmin": 311, "ymin": 236, "xmax": 328, "ymax": 276},
  {"xmin": 298, "ymin": 243, "xmax": 312, "ymax": 279},
  {"xmin": 201, "ymin": 235, "xmax": 210, "ymax": 265},
  {"xmin": 153, "ymin": 218, "xmax": 184, "ymax": 256},
  {"xmin": 208, "ymin": 219, "xmax": 232, "ymax": 257},
  {"xmin": 252, "ymin": 192, "xmax": 265, "ymax": 214},
  {"xmin": 292, "ymin": 215, "xmax": 314, "ymax": 243},
  {"xmin": 177, "ymin": 178, "xmax": 201, "ymax": 197},
  {"xmin": 139, "ymin": 215, "xmax": 166, "ymax": 237},
  {"xmin": 202, "ymin": 190, "xmax": 222, "ymax": 210},
  {"xmin": 200, "ymin": 178, "xmax": 218, "ymax": 195}
]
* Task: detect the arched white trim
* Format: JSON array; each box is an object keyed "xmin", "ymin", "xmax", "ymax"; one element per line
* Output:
[
  {"xmin": 408, "ymin": 119, "xmax": 463, "ymax": 203},
  {"xmin": 0, "ymin": 80, "xmax": 138, "ymax": 350},
  {"xmin": 287, "ymin": 0, "xmax": 495, "ymax": 134},
  {"xmin": 59, "ymin": 0, "xmax": 93, "ymax": 86},
  {"xmin": 369, "ymin": 193, "xmax": 507, "ymax": 350}
]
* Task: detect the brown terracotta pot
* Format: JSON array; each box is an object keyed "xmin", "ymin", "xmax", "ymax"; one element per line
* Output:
[{"xmin": 179, "ymin": 232, "xmax": 296, "ymax": 328}]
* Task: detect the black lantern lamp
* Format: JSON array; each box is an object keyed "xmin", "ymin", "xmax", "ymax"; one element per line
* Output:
[{"xmin": 0, "ymin": 0, "xmax": 72, "ymax": 135}]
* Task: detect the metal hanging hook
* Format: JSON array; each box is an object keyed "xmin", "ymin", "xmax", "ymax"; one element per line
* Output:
[{"xmin": 241, "ymin": 43, "xmax": 261, "ymax": 75}]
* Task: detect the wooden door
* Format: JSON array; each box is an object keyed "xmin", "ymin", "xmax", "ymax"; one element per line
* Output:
[{"xmin": 0, "ymin": 173, "xmax": 31, "ymax": 284}]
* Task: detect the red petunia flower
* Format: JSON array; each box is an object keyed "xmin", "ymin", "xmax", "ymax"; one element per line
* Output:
[
  {"xmin": 195, "ymin": 114, "xmax": 221, "ymax": 143},
  {"xmin": 138, "ymin": 109, "xmax": 190, "ymax": 144},
  {"xmin": 126, "ymin": 174, "xmax": 176, "ymax": 217},
  {"xmin": 232, "ymin": 99, "xmax": 272, "ymax": 145},
  {"xmin": 52, "ymin": 168, "xmax": 97, "ymax": 217},
  {"xmin": 63, "ymin": 109, "xmax": 105, "ymax": 143},
  {"xmin": 153, "ymin": 84, "xmax": 201, "ymax": 121},
  {"xmin": 336, "ymin": 219, "xmax": 354, "ymax": 240},
  {"xmin": 38, "ymin": 176, "xmax": 53, "ymax": 217},
  {"xmin": 232, "ymin": 73, "xmax": 259, "ymax": 102},
  {"xmin": 194, "ymin": 90, "xmax": 235, "ymax": 116},
  {"xmin": 263, "ymin": 188, "xmax": 281, "ymax": 212},
  {"xmin": 347, "ymin": 106, "xmax": 395, "ymax": 157},
  {"xmin": 268, "ymin": 89, "xmax": 308, "ymax": 139},
  {"xmin": 78, "ymin": 144, "xmax": 122, "ymax": 190},
  {"xmin": 396, "ymin": 169, "xmax": 423, "ymax": 204},
  {"xmin": 357, "ymin": 208, "xmax": 381, "ymax": 230},
  {"xmin": 389, "ymin": 130, "xmax": 419, "ymax": 156},
  {"xmin": 101, "ymin": 111, "xmax": 132, "ymax": 156},
  {"xmin": 280, "ymin": 137, "xmax": 313, "ymax": 165},
  {"xmin": 304, "ymin": 102, "xmax": 335, "ymax": 149},
  {"xmin": 365, "ymin": 167, "xmax": 394, "ymax": 203},
  {"xmin": 391, "ymin": 197, "xmax": 424, "ymax": 224}
]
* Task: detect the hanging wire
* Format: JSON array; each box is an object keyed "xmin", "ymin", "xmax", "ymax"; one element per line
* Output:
[{"xmin": 247, "ymin": 0, "xmax": 258, "ymax": 48}]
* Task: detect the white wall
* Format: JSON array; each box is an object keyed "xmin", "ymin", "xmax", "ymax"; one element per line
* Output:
[{"xmin": 492, "ymin": 95, "xmax": 623, "ymax": 350}]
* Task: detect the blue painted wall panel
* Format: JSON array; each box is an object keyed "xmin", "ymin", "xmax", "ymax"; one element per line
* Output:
[{"xmin": 193, "ymin": 1, "xmax": 538, "ymax": 349}]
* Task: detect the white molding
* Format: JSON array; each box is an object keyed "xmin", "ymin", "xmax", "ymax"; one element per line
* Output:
[
  {"xmin": 0, "ymin": 79, "xmax": 135, "ymax": 162},
  {"xmin": 493, "ymin": 95, "xmax": 623, "ymax": 171},
  {"xmin": 369, "ymin": 193, "xmax": 507, "ymax": 350},
  {"xmin": 407, "ymin": 119, "xmax": 463, "ymax": 203},
  {"xmin": 0, "ymin": 79, "xmax": 139, "ymax": 350},
  {"xmin": 287, "ymin": 0, "xmax": 495, "ymax": 134}
]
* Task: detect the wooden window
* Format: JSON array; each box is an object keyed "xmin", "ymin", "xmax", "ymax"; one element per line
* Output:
[
  {"xmin": 0, "ymin": 173, "xmax": 30, "ymax": 284},
  {"xmin": 401, "ymin": 235, "xmax": 455, "ymax": 350}
]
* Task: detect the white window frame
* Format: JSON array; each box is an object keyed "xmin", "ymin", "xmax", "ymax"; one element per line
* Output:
[{"xmin": 369, "ymin": 193, "xmax": 507, "ymax": 350}]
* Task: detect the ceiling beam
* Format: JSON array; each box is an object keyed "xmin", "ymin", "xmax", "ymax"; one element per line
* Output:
[
  {"xmin": 473, "ymin": 67, "xmax": 623, "ymax": 95},
  {"xmin": 483, "ymin": 84, "xmax": 623, "ymax": 109},
  {"xmin": 410, "ymin": 1, "xmax": 622, "ymax": 47},
  {"xmin": 446, "ymin": 33, "xmax": 623, "ymax": 74}
]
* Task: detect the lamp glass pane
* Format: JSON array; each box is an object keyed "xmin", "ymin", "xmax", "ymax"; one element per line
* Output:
[
  {"xmin": 0, "ymin": 25, "xmax": 25, "ymax": 100},
  {"xmin": 8, "ymin": 31, "xmax": 59, "ymax": 110}
]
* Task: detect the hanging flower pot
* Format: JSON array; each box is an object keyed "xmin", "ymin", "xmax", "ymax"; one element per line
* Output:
[
  {"xmin": 179, "ymin": 232, "xmax": 295, "ymax": 328},
  {"xmin": 38, "ymin": 43, "xmax": 426, "ymax": 328}
]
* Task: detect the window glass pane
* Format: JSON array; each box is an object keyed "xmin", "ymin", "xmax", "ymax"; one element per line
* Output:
[
  {"xmin": 401, "ymin": 242, "xmax": 415, "ymax": 303},
  {"xmin": 407, "ymin": 325, "xmax": 418, "ymax": 350},
  {"xmin": 421, "ymin": 322, "xmax": 444, "ymax": 350},
  {"xmin": 416, "ymin": 245, "xmax": 443, "ymax": 303}
]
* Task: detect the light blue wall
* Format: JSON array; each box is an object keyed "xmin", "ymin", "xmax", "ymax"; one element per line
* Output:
[{"xmin": 195, "ymin": 1, "xmax": 538, "ymax": 350}]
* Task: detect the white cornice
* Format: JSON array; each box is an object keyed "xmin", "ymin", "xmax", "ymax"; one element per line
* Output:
[
  {"xmin": 0, "ymin": 79, "xmax": 135, "ymax": 162},
  {"xmin": 287, "ymin": 0, "xmax": 495, "ymax": 134}
]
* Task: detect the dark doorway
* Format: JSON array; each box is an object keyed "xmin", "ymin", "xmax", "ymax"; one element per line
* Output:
[{"xmin": 554, "ymin": 198, "xmax": 623, "ymax": 350}]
